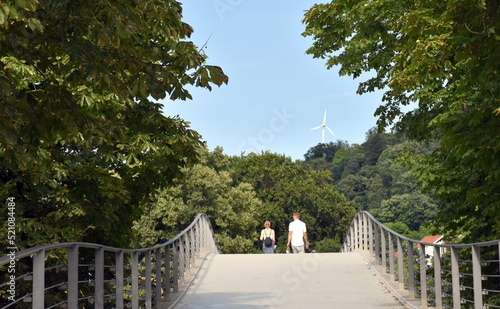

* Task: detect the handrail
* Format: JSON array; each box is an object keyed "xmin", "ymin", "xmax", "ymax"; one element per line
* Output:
[
  {"xmin": 0, "ymin": 213, "xmax": 219, "ymax": 309},
  {"xmin": 342, "ymin": 211, "xmax": 500, "ymax": 309}
]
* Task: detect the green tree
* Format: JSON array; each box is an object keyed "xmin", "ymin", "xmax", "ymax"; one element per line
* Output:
[
  {"xmin": 304, "ymin": 140, "xmax": 349, "ymax": 162},
  {"xmin": 384, "ymin": 222, "xmax": 410, "ymax": 236},
  {"xmin": 372, "ymin": 193, "xmax": 438, "ymax": 231},
  {"xmin": 232, "ymin": 152, "xmax": 358, "ymax": 251},
  {"xmin": 133, "ymin": 149, "xmax": 261, "ymax": 253},
  {"xmin": 0, "ymin": 0, "xmax": 228, "ymax": 248},
  {"xmin": 336, "ymin": 174, "xmax": 369, "ymax": 207},
  {"xmin": 362, "ymin": 128, "xmax": 401, "ymax": 166},
  {"xmin": 303, "ymin": 0, "xmax": 500, "ymax": 242},
  {"xmin": 330, "ymin": 144, "xmax": 365, "ymax": 181},
  {"xmin": 376, "ymin": 140, "xmax": 438, "ymax": 195}
]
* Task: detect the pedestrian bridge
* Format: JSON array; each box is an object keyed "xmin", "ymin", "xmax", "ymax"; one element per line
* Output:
[
  {"xmin": 172, "ymin": 251, "xmax": 407, "ymax": 309},
  {"xmin": 1, "ymin": 212, "xmax": 499, "ymax": 309}
]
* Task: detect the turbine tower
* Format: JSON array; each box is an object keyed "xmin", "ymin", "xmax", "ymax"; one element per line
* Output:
[{"xmin": 311, "ymin": 109, "xmax": 335, "ymax": 143}]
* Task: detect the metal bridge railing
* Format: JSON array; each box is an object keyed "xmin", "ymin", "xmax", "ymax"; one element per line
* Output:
[
  {"xmin": 342, "ymin": 211, "xmax": 500, "ymax": 309},
  {"xmin": 0, "ymin": 213, "xmax": 219, "ymax": 309}
]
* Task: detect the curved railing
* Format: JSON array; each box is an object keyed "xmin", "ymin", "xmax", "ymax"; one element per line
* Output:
[
  {"xmin": 0, "ymin": 213, "xmax": 219, "ymax": 309},
  {"xmin": 342, "ymin": 211, "xmax": 500, "ymax": 309}
]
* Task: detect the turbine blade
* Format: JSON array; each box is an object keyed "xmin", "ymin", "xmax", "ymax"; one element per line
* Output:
[
  {"xmin": 326, "ymin": 125, "xmax": 336, "ymax": 137},
  {"xmin": 311, "ymin": 125, "xmax": 323, "ymax": 130},
  {"xmin": 323, "ymin": 110, "xmax": 327, "ymax": 125}
]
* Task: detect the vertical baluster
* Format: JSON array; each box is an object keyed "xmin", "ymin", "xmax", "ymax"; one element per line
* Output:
[
  {"xmin": 419, "ymin": 243, "xmax": 427, "ymax": 308},
  {"xmin": 95, "ymin": 247, "xmax": 104, "ymax": 309},
  {"xmin": 397, "ymin": 237, "xmax": 404, "ymax": 289},
  {"xmin": 145, "ymin": 251, "xmax": 152, "ymax": 309},
  {"xmin": 361, "ymin": 213, "xmax": 366, "ymax": 250},
  {"xmin": 381, "ymin": 228, "xmax": 386, "ymax": 270},
  {"xmin": 450, "ymin": 247, "xmax": 461, "ymax": 309},
  {"xmin": 195, "ymin": 221, "xmax": 200, "ymax": 258},
  {"xmin": 202, "ymin": 217, "xmax": 208, "ymax": 252},
  {"xmin": 185, "ymin": 232, "xmax": 191, "ymax": 276},
  {"xmin": 190, "ymin": 229, "xmax": 196, "ymax": 266},
  {"xmin": 434, "ymin": 246, "xmax": 442, "ymax": 309},
  {"xmin": 68, "ymin": 245, "xmax": 79, "ymax": 308},
  {"xmin": 131, "ymin": 251, "xmax": 139, "ymax": 309},
  {"xmin": 407, "ymin": 240, "xmax": 415, "ymax": 298},
  {"xmin": 354, "ymin": 214, "xmax": 359, "ymax": 251},
  {"xmin": 33, "ymin": 249, "xmax": 45, "ymax": 309},
  {"xmin": 115, "ymin": 251, "xmax": 124, "ymax": 309},
  {"xmin": 368, "ymin": 216, "xmax": 373, "ymax": 254},
  {"xmin": 471, "ymin": 245, "xmax": 483, "ymax": 309},
  {"xmin": 374, "ymin": 223, "xmax": 380, "ymax": 263},
  {"xmin": 179, "ymin": 236, "xmax": 186, "ymax": 282},
  {"xmin": 347, "ymin": 223, "xmax": 353, "ymax": 252},
  {"xmin": 173, "ymin": 242, "xmax": 179, "ymax": 293},
  {"xmin": 165, "ymin": 245, "xmax": 172, "ymax": 300},
  {"xmin": 155, "ymin": 249, "xmax": 162, "ymax": 305},
  {"xmin": 388, "ymin": 233, "xmax": 395, "ymax": 281},
  {"xmin": 363, "ymin": 213, "xmax": 369, "ymax": 251}
]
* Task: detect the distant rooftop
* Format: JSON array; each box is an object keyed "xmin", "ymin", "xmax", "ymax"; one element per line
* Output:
[{"xmin": 421, "ymin": 235, "xmax": 444, "ymax": 244}]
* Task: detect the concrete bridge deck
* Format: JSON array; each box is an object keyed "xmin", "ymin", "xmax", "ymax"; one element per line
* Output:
[{"xmin": 170, "ymin": 252, "xmax": 410, "ymax": 309}]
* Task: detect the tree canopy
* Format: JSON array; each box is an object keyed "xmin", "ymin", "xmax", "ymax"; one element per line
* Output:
[
  {"xmin": 135, "ymin": 149, "xmax": 358, "ymax": 253},
  {"xmin": 303, "ymin": 0, "xmax": 500, "ymax": 242},
  {"xmin": 0, "ymin": 0, "xmax": 227, "ymax": 248}
]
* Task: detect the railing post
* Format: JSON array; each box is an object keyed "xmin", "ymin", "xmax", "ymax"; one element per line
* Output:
[
  {"xmin": 434, "ymin": 246, "xmax": 442, "ymax": 309},
  {"xmin": 354, "ymin": 214, "xmax": 359, "ymax": 250},
  {"xmin": 419, "ymin": 243, "xmax": 428, "ymax": 308},
  {"xmin": 179, "ymin": 235, "xmax": 186, "ymax": 281},
  {"xmin": 388, "ymin": 233, "xmax": 395, "ymax": 281},
  {"xmin": 131, "ymin": 251, "xmax": 139, "ymax": 309},
  {"xmin": 450, "ymin": 247, "xmax": 461, "ymax": 309},
  {"xmin": 173, "ymin": 242, "xmax": 179, "ymax": 293},
  {"xmin": 374, "ymin": 224, "xmax": 380, "ymax": 263},
  {"xmin": 145, "ymin": 251, "xmax": 152, "ymax": 309},
  {"xmin": 195, "ymin": 220, "xmax": 200, "ymax": 257},
  {"xmin": 190, "ymin": 229, "xmax": 196, "ymax": 266},
  {"xmin": 155, "ymin": 249, "xmax": 162, "ymax": 305},
  {"xmin": 165, "ymin": 245, "xmax": 172, "ymax": 300},
  {"xmin": 188, "ymin": 229, "xmax": 193, "ymax": 267},
  {"xmin": 368, "ymin": 216, "xmax": 373, "ymax": 254},
  {"xmin": 397, "ymin": 237, "xmax": 404, "ymax": 289},
  {"xmin": 202, "ymin": 218, "xmax": 208, "ymax": 251},
  {"xmin": 361, "ymin": 213, "xmax": 366, "ymax": 250},
  {"xmin": 33, "ymin": 249, "xmax": 45, "ymax": 309},
  {"xmin": 472, "ymin": 245, "xmax": 483, "ymax": 309},
  {"xmin": 115, "ymin": 250, "xmax": 124, "ymax": 309},
  {"xmin": 363, "ymin": 213, "xmax": 368, "ymax": 250},
  {"xmin": 349, "ymin": 223, "xmax": 354, "ymax": 252},
  {"xmin": 184, "ymin": 233, "xmax": 189, "ymax": 278},
  {"xmin": 407, "ymin": 240, "xmax": 415, "ymax": 298},
  {"xmin": 95, "ymin": 247, "xmax": 104, "ymax": 309},
  {"xmin": 381, "ymin": 228, "xmax": 386, "ymax": 270},
  {"xmin": 68, "ymin": 245, "xmax": 79, "ymax": 308}
]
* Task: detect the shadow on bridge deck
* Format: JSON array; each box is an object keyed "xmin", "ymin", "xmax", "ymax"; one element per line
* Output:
[{"xmin": 166, "ymin": 252, "xmax": 414, "ymax": 309}]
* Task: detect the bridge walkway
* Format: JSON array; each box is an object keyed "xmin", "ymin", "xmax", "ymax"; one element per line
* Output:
[{"xmin": 169, "ymin": 251, "xmax": 411, "ymax": 309}]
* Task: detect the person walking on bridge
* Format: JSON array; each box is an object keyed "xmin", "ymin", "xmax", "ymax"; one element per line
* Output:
[
  {"xmin": 260, "ymin": 220, "xmax": 275, "ymax": 254},
  {"xmin": 287, "ymin": 212, "xmax": 309, "ymax": 253}
]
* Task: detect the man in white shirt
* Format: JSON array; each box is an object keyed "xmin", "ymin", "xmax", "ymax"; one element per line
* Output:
[{"xmin": 287, "ymin": 212, "xmax": 309, "ymax": 253}]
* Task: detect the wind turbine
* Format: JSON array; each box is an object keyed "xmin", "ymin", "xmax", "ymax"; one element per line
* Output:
[{"xmin": 311, "ymin": 109, "xmax": 335, "ymax": 144}]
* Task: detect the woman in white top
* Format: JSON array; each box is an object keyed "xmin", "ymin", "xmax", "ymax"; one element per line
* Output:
[{"xmin": 260, "ymin": 220, "xmax": 275, "ymax": 254}]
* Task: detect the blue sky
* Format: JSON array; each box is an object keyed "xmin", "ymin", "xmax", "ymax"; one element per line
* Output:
[{"xmin": 162, "ymin": 1, "xmax": 385, "ymax": 161}]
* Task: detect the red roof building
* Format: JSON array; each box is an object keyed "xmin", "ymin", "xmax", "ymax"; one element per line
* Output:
[{"xmin": 420, "ymin": 235, "xmax": 445, "ymax": 262}]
